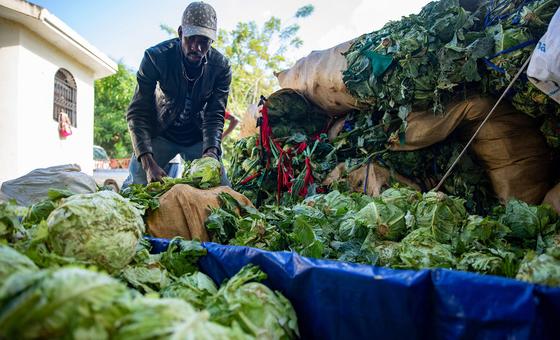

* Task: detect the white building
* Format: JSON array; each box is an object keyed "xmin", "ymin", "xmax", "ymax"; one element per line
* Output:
[{"xmin": 0, "ymin": 0, "xmax": 116, "ymax": 182}]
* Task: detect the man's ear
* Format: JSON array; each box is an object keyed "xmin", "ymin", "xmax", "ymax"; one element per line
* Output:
[{"xmin": 177, "ymin": 26, "xmax": 182, "ymax": 38}]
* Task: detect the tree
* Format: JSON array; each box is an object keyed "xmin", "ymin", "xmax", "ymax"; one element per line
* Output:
[
  {"xmin": 214, "ymin": 5, "xmax": 314, "ymax": 115},
  {"xmin": 94, "ymin": 62, "xmax": 136, "ymax": 158}
]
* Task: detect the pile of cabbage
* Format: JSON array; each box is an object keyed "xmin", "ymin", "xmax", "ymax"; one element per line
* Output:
[
  {"xmin": 206, "ymin": 187, "xmax": 560, "ymax": 286},
  {"xmin": 0, "ymin": 191, "xmax": 299, "ymax": 339}
]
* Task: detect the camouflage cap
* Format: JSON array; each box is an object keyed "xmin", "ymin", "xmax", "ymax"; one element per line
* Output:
[{"xmin": 181, "ymin": 2, "xmax": 217, "ymax": 41}]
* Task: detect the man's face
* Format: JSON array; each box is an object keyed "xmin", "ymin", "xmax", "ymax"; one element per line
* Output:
[{"xmin": 180, "ymin": 32, "xmax": 212, "ymax": 64}]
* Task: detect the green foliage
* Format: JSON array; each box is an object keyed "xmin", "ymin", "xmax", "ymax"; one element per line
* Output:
[
  {"xmin": 342, "ymin": 0, "xmax": 560, "ymax": 149},
  {"xmin": 212, "ymin": 5, "xmax": 314, "ymax": 117},
  {"xmin": 94, "ymin": 62, "xmax": 136, "ymax": 158}
]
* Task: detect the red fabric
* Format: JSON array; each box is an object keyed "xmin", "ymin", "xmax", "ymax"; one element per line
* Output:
[
  {"xmin": 296, "ymin": 142, "xmax": 307, "ymax": 154},
  {"xmin": 224, "ymin": 111, "xmax": 231, "ymax": 120},
  {"xmin": 239, "ymin": 171, "xmax": 260, "ymax": 185},
  {"xmin": 258, "ymin": 105, "xmax": 272, "ymax": 152},
  {"xmin": 299, "ymin": 157, "xmax": 314, "ymax": 197}
]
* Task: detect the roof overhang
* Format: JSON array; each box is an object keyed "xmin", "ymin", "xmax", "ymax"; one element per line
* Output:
[{"xmin": 0, "ymin": 0, "xmax": 117, "ymax": 79}]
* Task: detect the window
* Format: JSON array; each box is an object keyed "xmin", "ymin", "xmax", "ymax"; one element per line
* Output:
[{"xmin": 53, "ymin": 68, "xmax": 77, "ymax": 127}]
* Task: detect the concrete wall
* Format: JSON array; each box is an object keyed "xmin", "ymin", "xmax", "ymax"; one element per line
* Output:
[
  {"xmin": 0, "ymin": 18, "xmax": 95, "ymax": 182},
  {"xmin": 0, "ymin": 18, "xmax": 21, "ymax": 183}
]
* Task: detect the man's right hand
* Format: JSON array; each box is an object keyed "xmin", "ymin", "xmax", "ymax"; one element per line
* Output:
[{"xmin": 140, "ymin": 153, "xmax": 167, "ymax": 183}]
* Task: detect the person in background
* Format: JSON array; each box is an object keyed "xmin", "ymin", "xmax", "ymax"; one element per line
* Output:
[
  {"xmin": 222, "ymin": 110, "xmax": 239, "ymax": 138},
  {"xmin": 123, "ymin": 2, "xmax": 231, "ymax": 188}
]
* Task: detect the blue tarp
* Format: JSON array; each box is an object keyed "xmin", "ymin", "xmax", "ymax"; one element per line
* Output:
[{"xmin": 147, "ymin": 237, "xmax": 560, "ymax": 340}]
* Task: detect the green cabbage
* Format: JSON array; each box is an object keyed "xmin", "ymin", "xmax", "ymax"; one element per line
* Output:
[
  {"xmin": 370, "ymin": 240, "xmax": 402, "ymax": 267},
  {"xmin": 186, "ymin": 157, "xmax": 223, "ymax": 189},
  {"xmin": 114, "ymin": 297, "xmax": 251, "ymax": 340},
  {"xmin": 209, "ymin": 264, "xmax": 299, "ymax": 339},
  {"xmin": 161, "ymin": 272, "xmax": 218, "ymax": 310},
  {"xmin": 0, "ymin": 201, "xmax": 26, "ymax": 242},
  {"xmin": 356, "ymin": 200, "xmax": 408, "ymax": 241},
  {"xmin": 304, "ymin": 190, "xmax": 356, "ymax": 217},
  {"xmin": 415, "ymin": 191, "xmax": 467, "ymax": 243},
  {"xmin": 457, "ymin": 248, "xmax": 516, "ymax": 276},
  {"xmin": 398, "ymin": 228, "xmax": 457, "ymax": 269},
  {"xmin": 454, "ymin": 215, "xmax": 511, "ymax": 254},
  {"xmin": 0, "ymin": 267, "xmax": 132, "ymax": 339},
  {"xmin": 516, "ymin": 248, "xmax": 560, "ymax": 286},
  {"xmin": 500, "ymin": 199, "xmax": 558, "ymax": 240},
  {"xmin": 46, "ymin": 191, "xmax": 145, "ymax": 272},
  {"xmin": 380, "ymin": 187, "xmax": 421, "ymax": 212},
  {"xmin": 0, "ymin": 245, "xmax": 38, "ymax": 287}
]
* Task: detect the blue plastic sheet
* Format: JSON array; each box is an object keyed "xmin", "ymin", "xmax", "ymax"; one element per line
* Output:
[{"xmin": 147, "ymin": 237, "xmax": 560, "ymax": 339}]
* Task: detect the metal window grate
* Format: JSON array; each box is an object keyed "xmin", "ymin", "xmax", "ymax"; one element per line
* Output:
[{"xmin": 53, "ymin": 69, "xmax": 77, "ymax": 127}]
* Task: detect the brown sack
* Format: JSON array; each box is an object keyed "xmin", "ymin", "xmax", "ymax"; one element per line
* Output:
[
  {"xmin": 390, "ymin": 95, "xmax": 554, "ymax": 204},
  {"xmin": 275, "ymin": 40, "xmax": 361, "ymax": 115},
  {"xmin": 390, "ymin": 95, "xmax": 494, "ymax": 152},
  {"xmin": 466, "ymin": 107, "xmax": 554, "ymax": 204},
  {"xmin": 323, "ymin": 162, "xmax": 420, "ymax": 196},
  {"xmin": 543, "ymin": 182, "xmax": 560, "ymax": 214},
  {"xmin": 239, "ymin": 103, "xmax": 259, "ymax": 138},
  {"xmin": 146, "ymin": 184, "xmax": 254, "ymax": 241}
]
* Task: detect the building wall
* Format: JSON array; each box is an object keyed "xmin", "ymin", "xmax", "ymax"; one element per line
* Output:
[
  {"xmin": 0, "ymin": 19, "xmax": 96, "ymax": 182},
  {"xmin": 0, "ymin": 18, "xmax": 21, "ymax": 182}
]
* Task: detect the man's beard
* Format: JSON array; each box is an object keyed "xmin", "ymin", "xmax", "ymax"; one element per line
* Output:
[{"xmin": 186, "ymin": 52, "xmax": 203, "ymax": 66}]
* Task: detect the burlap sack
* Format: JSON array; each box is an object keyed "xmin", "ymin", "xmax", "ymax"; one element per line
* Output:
[
  {"xmin": 239, "ymin": 103, "xmax": 259, "ymax": 138},
  {"xmin": 323, "ymin": 162, "xmax": 420, "ymax": 196},
  {"xmin": 390, "ymin": 96, "xmax": 555, "ymax": 204},
  {"xmin": 275, "ymin": 40, "xmax": 361, "ymax": 115},
  {"xmin": 146, "ymin": 184, "xmax": 254, "ymax": 241},
  {"xmin": 543, "ymin": 182, "xmax": 560, "ymax": 214}
]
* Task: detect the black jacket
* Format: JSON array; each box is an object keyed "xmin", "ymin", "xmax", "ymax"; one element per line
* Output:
[{"xmin": 127, "ymin": 38, "xmax": 232, "ymax": 158}]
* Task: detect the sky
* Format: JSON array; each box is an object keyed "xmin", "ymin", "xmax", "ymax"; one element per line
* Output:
[{"xmin": 30, "ymin": 0, "xmax": 431, "ymax": 70}]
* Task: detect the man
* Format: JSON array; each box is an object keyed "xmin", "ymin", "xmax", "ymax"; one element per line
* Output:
[{"xmin": 123, "ymin": 2, "xmax": 231, "ymax": 187}]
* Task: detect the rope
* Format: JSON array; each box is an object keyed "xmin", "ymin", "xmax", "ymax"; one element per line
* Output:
[
  {"xmin": 363, "ymin": 160, "xmax": 372, "ymax": 194},
  {"xmin": 433, "ymin": 54, "xmax": 532, "ymax": 192}
]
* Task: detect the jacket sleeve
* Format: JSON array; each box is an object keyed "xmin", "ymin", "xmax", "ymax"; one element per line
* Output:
[
  {"xmin": 202, "ymin": 63, "xmax": 232, "ymax": 156},
  {"xmin": 127, "ymin": 50, "xmax": 160, "ymax": 159}
]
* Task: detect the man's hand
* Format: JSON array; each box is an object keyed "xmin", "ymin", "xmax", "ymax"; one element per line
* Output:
[
  {"xmin": 202, "ymin": 147, "xmax": 220, "ymax": 160},
  {"xmin": 140, "ymin": 153, "xmax": 167, "ymax": 183}
]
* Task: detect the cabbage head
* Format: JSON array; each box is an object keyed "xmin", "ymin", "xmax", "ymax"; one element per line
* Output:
[
  {"xmin": 380, "ymin": 187, "xmax": 421, "ymax": 212},
  {"xmin": 415, "ymin": 191, "xmax": 467, "ymax": 243},
  {"xmin": 209, "ymin": 264, "xmax": 299, "ymax": 339},
  {"xmin": 304, "ymin": 190, "xmax": 356, "ymax": 217},
  {"xmin": 367, "ymin": 240, "xmax": 401, "ymax": 267},
  {"xmin": 516, "ymin": 247, "xmax": 560, "ymax": 286},
  {"xmin": 46, "ymin": 191, "xmax": 145, "ymax": 272},
  {"xmin": 114, "ymin": 297, "xmax": 250, "ymax": 340},
  {"xmin": 356, "ymin": 200, "xmax": 408, "ymax": 241},
  {"xmin": 0, "ymin": 244, "xmax": 38, "ymax": 286},
  {"xmin": 398, "ymin": 227, "xmax": 457, "ymax": 269},
  {"xmin": 457, "ymin": 248, "xmax": 516, "ymax": 276},
  {"xmin": 500, "ymin": 199, "xmax": 559, "ymax": 240},
  {"xmin": 0, "ymin": 267, "xmax": 132, "ymax": 339},
  {"xmin": 454, "ymin": 215, "xmax": 511, "ymax": 254},
  {"xmin": 186, "ymin": 157, "xmax": 223, "ymax": 189},
  {"xmin": 161, "ymin": 271, "xmax": 218, "ymax": 310}
]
